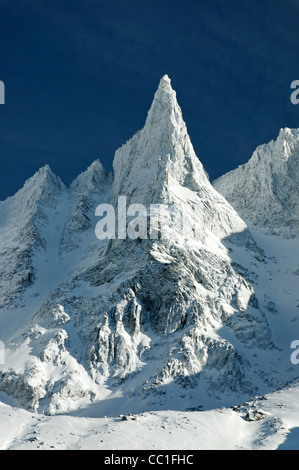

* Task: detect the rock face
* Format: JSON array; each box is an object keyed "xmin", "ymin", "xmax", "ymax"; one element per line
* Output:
[
  {"xmin": 213, "ymin": 128, "xmax": 299, "ymax": 238},
  {"xmin": 0, "ymin": 76, "xmax": 297, "ymax": 415}
]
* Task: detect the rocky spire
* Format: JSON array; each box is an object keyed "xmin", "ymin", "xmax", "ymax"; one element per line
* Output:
[
  {"xmin": 112, "ymin": 75, "xmax": 209, "ymax": 206},
  {"xmin": 144, "ymin": 74, "xmax": 186, "ymax": 134}
]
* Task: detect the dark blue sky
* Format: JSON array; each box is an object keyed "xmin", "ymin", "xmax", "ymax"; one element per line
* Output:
[{"xmin": 1, "ymin": 0, "xmax": 299, "ymax": 200}]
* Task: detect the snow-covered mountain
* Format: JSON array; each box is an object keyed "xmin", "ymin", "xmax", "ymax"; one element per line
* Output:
[
  {"xmin": 214, "ymin": 128, "xmax": 299, "ymax": 238},
  {"xmin": 0, "ymin": 166, "xmax": 65, "ymax": 311},
  {"xmin": 0, "ymin": 76, "xmax": 298, "ymax": 419}
]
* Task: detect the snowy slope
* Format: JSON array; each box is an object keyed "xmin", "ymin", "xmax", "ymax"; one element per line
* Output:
[
  {"xmin": 0, "ymin": 75, "xmax": 299, "ymax": 449},
  {"xmin": 2, "ymin": 382, "xmax": 299, "ymax": 450}
]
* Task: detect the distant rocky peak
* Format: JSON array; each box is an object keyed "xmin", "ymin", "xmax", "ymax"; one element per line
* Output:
[
  {"xmin": 214, "ymin": 127, "xmax": 299, "ymax": 237},
  {"xmin": 2, "ymin": 165, "xmax": 65, "ymax": 223},
  {"xmin": 22, "ymin": 164, "xmax": 65, "ymax": 196},
  {"xmin": 70, "ymin": 160, "xmax": 110, "ymax": 197},
  {"xmin": 252, "ymin": 128, "xmax": 299, "ymax": 164}
]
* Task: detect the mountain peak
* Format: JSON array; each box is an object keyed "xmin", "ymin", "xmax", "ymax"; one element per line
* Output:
[
  {"xmin": 157, "ymin": 74, "xmax": 172, "ymax": 92},
  {"xmin": 144, "ymin": 75, "xmax": 184, "ymax": 133},
  {"xmin": 278, "ymin": 127, "xmax": 299, "ymax": 139},
  {"xmin": 11, "ymin": 164, "xmax": 65, "ymax": 205},
  {"xmin": 70, "ymin": 159, "xmax": 110, "ymax": 196},
  {"xmin": 112, "ymin": 75, "xmax": 209, "ymax": 204},
  {"xmin": 214, "ymin": 127, "xmax": 299, "ymax": 237},
  {"xmin": 111, "ymin": 75, "xmax": 245, "ymax": 242},
  {"xmin": 30, "ymin": 164, "xmax": 54, "ymax": 181}
]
